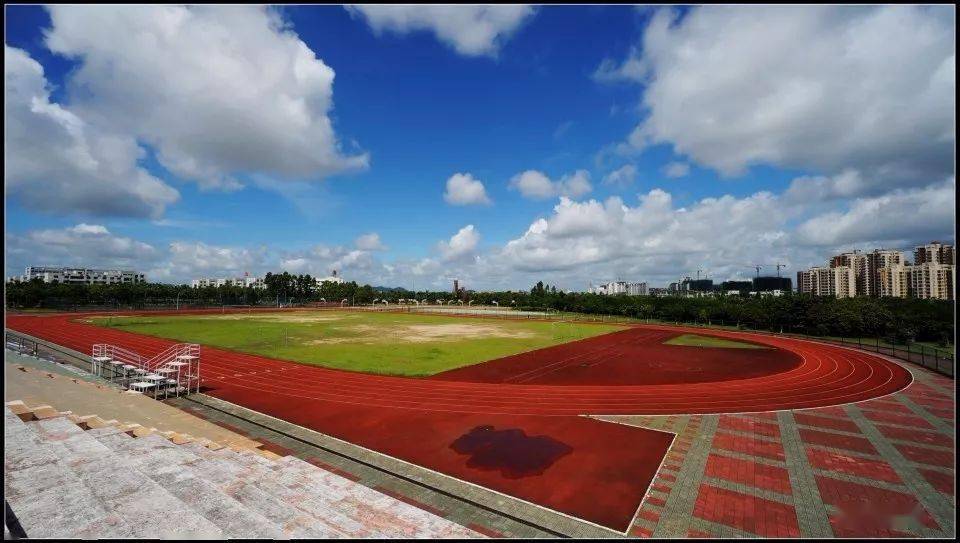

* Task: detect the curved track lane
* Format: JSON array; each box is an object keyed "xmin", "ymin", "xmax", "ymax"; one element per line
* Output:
[{"xmin": 6, "ymin": 314, "xmax": 912, "ymax": 416}]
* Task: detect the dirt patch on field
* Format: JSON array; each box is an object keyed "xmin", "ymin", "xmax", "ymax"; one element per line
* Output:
[
  {"xmin": 306, "ymin": 323, "xmax": 536, "ymax": 345},
  {"xmin": 404, "ymin": 324, "xmax": 535, "ymax": 341}
]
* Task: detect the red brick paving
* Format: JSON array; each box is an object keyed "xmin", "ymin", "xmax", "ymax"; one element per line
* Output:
[
  {"xmin": 815, "ymin": 475, "xmax": 940, "ymax": 534},
  {"xmin": 918, "ymin": 468, "xmax": 955, "ymax": 496},
  {"xmin": 802, "ymin": 405, "xmax": 849, "ymax": 418},
  {"xmin": 744, "ymin": 411, "xmax": 779, "ymax": 421},
  {"xmin": 712, "ymin": 431, "xmax": 786, "ymax": 461},
  {"xmin": 859, "ymin": 401, "xmax": 915, "ymax": 414},
  {"xmin": 637, "ymin": 509, "xmax": 661, "ymax": 524},
  {"xmin": 799, "ymin": 428, "xmax": 878, "ymax": 455},
  {"xmin": 704, "ymin": 453, "xmax": 792, "ymax": 495},
  {"xmin": 793, "ymin": 412, "xmax": 862, "ymax": 433},
  {"xmin": 894, "ymin": 443, "xmax": 955, "ymax": 467},
  {"xmin": 645, "ymin": 496, "xmax": 667, "ymax": 507},
  {"xmin": 927, "ymin": 408, "xmax": 954, "ymax": 420},
  {"xmin": 718, "ymin": 416, "xmax": 781, "ymax": 438},
  {"xmin": 693, "ymin": 484, "xmax": 800, "ymax": 537},
  {"xmin": 861, "ymin": 409, "xmax": 935, "ymax": 429},
  {"xmin": 875, "ymin": 424, "xmax": 953, "ymax": 447},
  {"xmin": 806, "ymin": 448, "xmax": 901, "ymax": 484},
  {"xmin": 467, "ymin": 523, "xmax": 503, "ymax": 538}
]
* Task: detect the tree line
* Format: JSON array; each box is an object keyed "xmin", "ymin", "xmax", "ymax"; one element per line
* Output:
[{"xmin": 4, "ymin": 276, "xmax": 954, "ymax": 345}]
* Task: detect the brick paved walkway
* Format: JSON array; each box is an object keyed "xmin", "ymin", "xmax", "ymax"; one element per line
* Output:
[{"xmin": 596, "ymin": 362, "xmax": 955, "ymax": 538}]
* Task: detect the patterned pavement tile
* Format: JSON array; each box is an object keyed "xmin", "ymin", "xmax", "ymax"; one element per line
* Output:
[
  {"xmin": 703, "ymin": 453, "xmax": 792, "ymax": 495},
  {"xmin": 793, "ymin": 412, "xmax": 862, "ymax": 434},
  {"xmin": 815, "ymin": 475, "xmax": 940, "ymax": 535},
  {"xmin": 712, "ymin": 431, "xmax": 786, "ymax": 461},
  {"xmin": 862, "ymin": 409, "xmax": 936, "ymax": 430},
  {"xmin": 610, "ymin": 359, "xmax": 954, "ymax": 539},
  {"xmin": 894, "ymin": 443, "xmax": 954, "ymax": 468},
  {"xmin": 917, "ymin": 468, "xmax": 955, "ymax": 496},
  {"xmin": 875, "ymin": 424, "xmax": 953, "ymax": 447},
  {"xmin": 799, "ymin": 427, "xmax": 879, "ymax": 455},
  {"xmin": 717, "ymin": 416, "xmax": 781, "ymax": 439},
  {"xmin": 806, "ymin": 448, "xmax": 902, "ymax": 484},
  {"xmin": 692, "ymin": 484, "xmax": 800, "ymax": 538}
]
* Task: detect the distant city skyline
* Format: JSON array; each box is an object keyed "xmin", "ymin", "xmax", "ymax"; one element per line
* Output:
[{"xmin": 5, "ymin": 5, "xmax": 955, "ymax": 291}]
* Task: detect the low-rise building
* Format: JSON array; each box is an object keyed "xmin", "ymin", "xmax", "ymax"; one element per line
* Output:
[
  {"xmin": 191, "ymin": 276, "xmax": 265, "ymax": 289},
  {"xmin": 22, "ymin": 266, "xmax": 145, "ymax": 285},
  {"xmin": 589, "ymin": 281, "xmax": 648, "ymax": 296},
  {"xmin": 316, "ymin": 269, "xmax": 345, "ymax": 286}
]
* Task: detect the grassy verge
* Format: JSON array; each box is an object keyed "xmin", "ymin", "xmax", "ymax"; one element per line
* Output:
[{"xmin": 663, "ymin": 333, "xmax": 768, "ymax": 349}]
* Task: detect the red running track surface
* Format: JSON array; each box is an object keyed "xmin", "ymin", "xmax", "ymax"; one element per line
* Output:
[
  {"xmin": 432, "ymin": 327, "xmax": 804, "ymax": 385},
  {"xmin": 5, "ymin": 312, "xmax": 913, "ymax": 533}
]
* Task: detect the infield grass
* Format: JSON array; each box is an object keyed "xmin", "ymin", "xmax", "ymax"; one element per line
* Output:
[
  {"xmin": 663, "ymin": 333, "xmax": 767, "ymax": 349},
  {"xmin": 89, "ymin": 310, "xmax": 624, "ymax": 377}
]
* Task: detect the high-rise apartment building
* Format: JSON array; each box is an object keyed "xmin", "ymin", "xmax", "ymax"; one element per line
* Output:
[
  {"xmin": 910, "ymin": 262, "xmax": 956, "ymax": 300},
  {"xmin": 798, "ymin": 242, "xmax": 954, "ymax": 300},
  {"xmin": 915, "ymin": 242, "xmax": 955, "ymax": 266},
  {"xmin": 867, "ymin": 249, "xmax": 905, "ymax": 297},
  {"xmin": 877, "ymin": 263, "xmax": 911, "ymax": 298}
]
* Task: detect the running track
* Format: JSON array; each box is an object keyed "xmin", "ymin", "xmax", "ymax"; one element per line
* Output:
[{"xmin": 4, "ymin": 312, "xmax": 914, "ymax": 533}]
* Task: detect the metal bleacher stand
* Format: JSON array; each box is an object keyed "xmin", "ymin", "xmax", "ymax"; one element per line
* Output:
[{"xmin": 90, "ymin": 343, "xmax": 200, "ymax": 399}]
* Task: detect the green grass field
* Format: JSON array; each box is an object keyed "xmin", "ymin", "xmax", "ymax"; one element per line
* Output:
[
  {"xmin": 663, "ymin": 333, "xmax": 767, "ymax": 349},
  {"xmin": 89, "ymin": 311, "xmax": 624, "ymax": 377}
]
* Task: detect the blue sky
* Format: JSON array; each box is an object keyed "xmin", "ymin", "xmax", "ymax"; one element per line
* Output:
[{"xmin": 4, "ymin": 6, "xmax": 955, "ymax": 290}]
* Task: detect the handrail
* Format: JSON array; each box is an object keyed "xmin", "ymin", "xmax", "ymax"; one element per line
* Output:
[{"xmin": 144, "ymin": 343, "xmax": 183, "ymax": 371}]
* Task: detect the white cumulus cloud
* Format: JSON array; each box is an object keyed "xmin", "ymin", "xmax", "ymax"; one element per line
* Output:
[
  {"xmin": 437, "ymin": 225, "xmax": 480, "ymax": 262},
  {"xmin": 662, "ymin": 162, "xmax": 690, "ymax": 179},
  {"xmin": 444, "ymin": 173, "xmax": 492, "ymax": 206},
  {"xmin": 346, "ymin": 5, "xmax": 536, "ymax": 57},
  {"xmin": 355, "ymin": 233, "xmax": 386, "ymax": 251},
  {"xmin": 602, "ymin": 164, "xmax": 638, "ymax": 188},
  {"xmin": 601, "ymin": 5, "xmax": 955, "ymax": 189},
  {"xmin": 795, "ymin": 178, "xmax": 956, "ymax": 247},
  {"xmin": 509, "ymin": 169, "xmax": 593, "ymax": 201},
  {"xmin": 4, "ymin": 46, "xmax": 180, "ymax": 218},
  {"xmin": 5, "ymin": 224, "xmax": 160, "ymax": 274},
  {"xmin": 44, "ymin": 5, "xmax": 368, "ymax": 191}
]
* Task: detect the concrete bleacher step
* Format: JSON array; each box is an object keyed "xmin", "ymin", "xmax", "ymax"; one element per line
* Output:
[
  {"xmin": 5, "ymin": 410, "xmax": 222, "ymax": 538},
  {"xmin": 92, "ymin": 430, "xmax": 344, "ymax": 538},
  {"xmin": 27, "ymin": 415, "xmax": 225, "ymax": 539},
  {"xmin": 269, "ymin": 455, "xmax": 479, "ymax": 538},
  {"xmin": 5, "ymin": 404, "xmax": 481, "ymax": 539}
]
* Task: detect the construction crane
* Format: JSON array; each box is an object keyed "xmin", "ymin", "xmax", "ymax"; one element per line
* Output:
[{"xmin": 746, "ymin": 263, "xmax": 788, "ymax": 278}]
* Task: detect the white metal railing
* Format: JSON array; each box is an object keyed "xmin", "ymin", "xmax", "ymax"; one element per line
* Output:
[{"xmin": 91, "ymin": 343, "xmax": 200, "ymax": 399}]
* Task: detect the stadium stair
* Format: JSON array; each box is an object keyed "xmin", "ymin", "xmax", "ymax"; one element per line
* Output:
[{"xmin": 4, "ymin": 401, "xmax": 482, "ymax": 539}]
